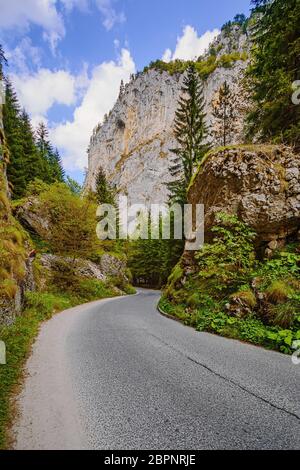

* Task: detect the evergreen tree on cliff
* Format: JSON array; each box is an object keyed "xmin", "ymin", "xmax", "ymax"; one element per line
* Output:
[
  {"xmin": 95, "ymin": 167, "xmax": 115, "ymax": 205},
  {"xmin": 247, "ymin": 0, "xmax": 300, "ymax": 147},
  {"xmin": 168, "ymin": 64, "xmax": 210, "ymax": 205},
  {"xmin": 211, "ymin": 81, "xmax": 238, "ymax": 147}
]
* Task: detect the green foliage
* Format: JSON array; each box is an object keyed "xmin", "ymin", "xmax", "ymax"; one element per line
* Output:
[
  {"xmin": 195, "ymin": 213, "xmax": 256, "ymax": 290},
  {"xmin": 35, "ymin": 122, "xmax": 65, "ymax": 184},
  {"xmin": 75, "ymin": 279, "xmax": 117, "ymax": 301},
  {"xmin": 25, "ymin": 291, "xmax": 75, "ymax": 319},
  {"xmin": 25, "ymin": 178, "xmax": 50, "ymax": 197},
  {"xmin": 65, "ymin": 176, "xmax": 82, "ymax": 195},
  {"xmin": 168, "ymin": 64, "xmax": 211, "ymax": 205},
  {"xmin": 144, "ymin": 52, "xmax": 248, "ymax": 79},
  {"xmin": 160, "ymin": 297, "xmax": 300, "ymax": 355},
  {"xmin": 0, "ymin": 169, "xmax": 27, "ymax": 297},
  {"xmin": 0, "ymin": 307, "xmax": 42, "ymax": 449},
  {"xmin": 211, "ymin": 81, "xmax": 239, "ymax": 146},
  {"xmin": 164, "ymin": 211, "xmax": 300, "ymax": 354},
  {"xmin": 95, "ymin": 166, "xmax": 116, "ymax": 205},
  {"xmin": 265, "ymin": 280, "xmax": 292, "ymax": 304},
  {"xmin": 254, "ymin": 251, "xmax": 300, "ymax": 286},
  {"xmin": 3, "ymin": 78, "xmax": 65, "ymax": 198},
  {"xmin": 222, "ymin": 14, "xmax": 249, "ymax": 35},
  {"xmin": 247, "ymin": 0, "xmax": 300, "ymax": 148},
  {"xmin": 38, "ymin": 183, "xmax": 99, "ymax": 260},
  {"xmin": 128, "ymin": 214, "xmax": 184, "ymax": 288}
]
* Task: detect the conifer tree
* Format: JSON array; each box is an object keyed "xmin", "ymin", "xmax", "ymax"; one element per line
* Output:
[
  {"xmin": 19, "ymin": 110, "xmax": 44, "ymax": 184},
  {"xmin": 211, "ymin": 81, "xmax": 238, "ymax": 147},
  {"xmin": 247, "ymin": 0, "xmax": 300, "ymax": 147},
  {"xmin": 168, "ymin": 64, "xmax": 210, "ymax": 205},
  {"xmin": 35, "ymin": 122, "xmax": 64, "ymax": 183},
  {"xmin": 4, "ymin": 79, "xmax": 26, "ymax": 198},
  {"xmin": 95, "ymin": 166, "xmax": 115, "ymax": 205},
  {"xmin": 48, "ymin": 148, "xmax": 65, "ymax": 183}
]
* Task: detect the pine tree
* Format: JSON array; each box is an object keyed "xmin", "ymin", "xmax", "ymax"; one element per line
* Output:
[
  {"xmin": 19, "ymin": 110, "xmax": 44, "ymax": 184},
  {"xmin": 168, "ymin": 64, "xmax": 210, "ymax": 205},
  {"xmin": 35, "ymin": 122, "xmax": 64, "ymax": 183},
  {"xmin": 95, "ymin": 167, "xmax": 115, "ymax": 205},
  {"xmin": 66, "ymin": 176, "xmax": 82, "ymax": 195},
  {"xmin": 247, "ymin": 0, "xmax": 300, "ymax": 147},
  {"xmin": 211, "ymin": 81, "xmax": 239, "ymax": 147},
  {"xmin": 4, "ymin": 79, "xmax": 27, "ymax": 198},
  {"xmin": 48, "ymin": 148, "xmax": 65, "ymax": 182}
]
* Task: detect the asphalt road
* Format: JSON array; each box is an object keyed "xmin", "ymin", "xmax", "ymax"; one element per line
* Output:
[{"xmin": 13, "ymin": 289, "xmax": 300, "ymax": 450}]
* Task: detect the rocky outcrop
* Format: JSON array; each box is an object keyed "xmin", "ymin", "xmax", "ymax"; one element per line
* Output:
[
  {"xmin": 99, "ymin": 253, "xmax": 128, "ymax": 280},
  {"xmin": 85, "ymin": 27, "xmax": 249, "ymax": 205},
  {"xmin": 15, "ymin": 198, "xmax": 49, "ymax": 235},
  {"xmin": 187, "ymin": 145, "xmax": 300, "ymax": 256},
  {"xmin": 39, "ymin": 253, "xmax": 129, "ymax": 291}
]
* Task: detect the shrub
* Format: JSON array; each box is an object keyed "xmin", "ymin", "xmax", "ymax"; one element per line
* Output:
[
  {"xmin": 123, "ymin": 285, "xmax": 137, "ymax": 295},
  {"xmin": 76, "ymin": 279, "xmax": 116, "ymax": 301},
  {"xmin": 231, "ymin": 289, "xmax": 257, "ymax": 309},
  {"xmin": 265, "ymin": 280, "xmax": 292, "ymax": 304},
  {"xmin": 195, "ymin": 213, "xmax": 256, "ymax": 290},
  {"xmin": 25, "ymin": 292, "xmax": 74, "ymax": 319},
  {"xmin": 269, "ymin": 303, "xmax": 296, "ymax": 329}
]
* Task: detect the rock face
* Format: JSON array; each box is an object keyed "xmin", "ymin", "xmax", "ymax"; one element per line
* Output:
[
  {"xmin": 39, "ymin": 254, "xmax": 128, "ymax": 290},
  {"xmin": 86, "ymin": 69, "xmax": 183, "ymax": 205},
  {"xmin": 85, "ymin": 27, "xmax": 249, "ymax": 205},
  {"xmin": 187, "ymin": 145, "xmax": 300, "ymax": 255},
  {"xmin": 15, "ymin": 197, "xmax": 49, "ymax": 235}
]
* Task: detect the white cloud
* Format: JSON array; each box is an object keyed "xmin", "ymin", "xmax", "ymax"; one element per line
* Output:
[
  {"xmin": 95, "ymin": 0, "xmax": 126, "ymax": 30},
  {"xmin": 0, "ymin": 0, "xmax": 125, "ymax": 53},
  {"xmin": 60, "ymin": 0, "xmax": 89, "ymax": 11},
  {"xmin": 0, "ymin": 0, "xmax": 65, "ymax": 52},
  {"xmin": 163, "ymin": 25, "xmax": 220, "ymax": 62},
  {"xmin": 162, "ymin": 48, "xmax": 172, "ymax": 63},
  {"xmin": 50, "ymin": 48, "xmax": 135, "ymax": 171},
  {"xmin": 11, "ymin": 69, "xmax": 77, "ymax": 116},
  {"xmin": 5, "ymin": 37, "xmax": 42, "ymax": 73}
]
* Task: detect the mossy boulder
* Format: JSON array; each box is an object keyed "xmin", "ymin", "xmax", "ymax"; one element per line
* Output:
[{"xmin": 188, "ymin": 145, "xmax": 300, "ymax": 254}]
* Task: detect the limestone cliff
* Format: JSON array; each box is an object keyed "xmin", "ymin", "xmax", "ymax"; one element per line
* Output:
[{"xmin": 85, "ymin": 26, "xmax": 249, "ymax": 205}]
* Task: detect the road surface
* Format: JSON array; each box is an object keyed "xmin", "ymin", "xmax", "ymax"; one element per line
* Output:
[{"xmin": 12, "ymin": 289, "xmax": 300, "ymax": 450}]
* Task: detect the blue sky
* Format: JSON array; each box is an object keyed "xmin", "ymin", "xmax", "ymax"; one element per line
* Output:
[{"xmin": 0, "ymin": 0, "xmax": 251, "ymax": 183}]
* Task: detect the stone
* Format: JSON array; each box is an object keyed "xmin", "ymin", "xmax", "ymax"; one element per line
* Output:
[
  {"xmin": 286, "ymin": 167, "xmax": 299, "ymax": 181},
  {"xmin": 268, "ymin": 240, "xmax": 278, "ymax": 250},
  {"xmin": 186, "ymin": 146, "xmax": 300, "ymax": 248}
]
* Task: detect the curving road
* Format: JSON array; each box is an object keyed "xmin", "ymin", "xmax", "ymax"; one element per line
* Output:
[{"xmin": 13, "ymin": 289, "xmax": 300, "ymax": 450}]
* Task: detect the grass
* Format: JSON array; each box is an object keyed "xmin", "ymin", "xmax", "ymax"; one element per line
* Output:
[
  {"xmin": 0, "ymin": 282, "xmax": 135, "ymax": 449},
  {"xmin": 158, "ymin": 296, "xmax": 300, "ymax": 355}
]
